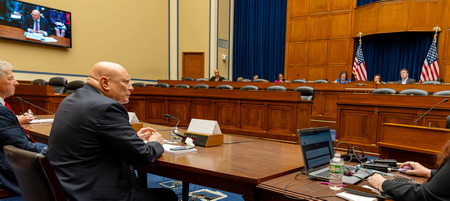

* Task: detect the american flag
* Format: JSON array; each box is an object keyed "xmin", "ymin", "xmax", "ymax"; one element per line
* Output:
[
  {"xmin": 420, "ymin": 39, "xmax": 440, "ymax": 82},
  {"xmin": 352, "ymin": 43, "xmax": 367, "ymax": 81}
]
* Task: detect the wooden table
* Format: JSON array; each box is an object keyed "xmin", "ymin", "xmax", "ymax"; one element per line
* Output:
[{"xmin": 23, "ymin": 118, "xmax": 304, "ymax": 201}]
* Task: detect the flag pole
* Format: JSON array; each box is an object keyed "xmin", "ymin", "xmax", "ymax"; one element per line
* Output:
[
  {"xmin": 433, "ymin": 26, "xmax": 441, "ymax": 42},
  {"xmin": 357, "ymin": 32, "xmax": 363, "ymax": 46}
]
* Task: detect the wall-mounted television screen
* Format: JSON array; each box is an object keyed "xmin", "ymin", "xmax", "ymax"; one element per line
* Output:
[{"xmin": 0, "ymin": 0, "xmax": 71, "ymax": 48}]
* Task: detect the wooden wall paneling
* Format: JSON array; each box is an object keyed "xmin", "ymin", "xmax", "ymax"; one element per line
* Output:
[
  {"xmin": 8, "ymin": 97, "xmax": 49, "ymax": 115},
  {"xmin": 307, "ymin": 40, "xmax": 328, "ymax": 65},
  {"xmin": 330, "ymin": 0, "xmax": 353, "ymax": 11},
  {"xmin": 266, "ymin": 104, "xmax": 297, "ymax": 136},
  {"xmin": 442, "ymin": 62, "xmax": 450, "ymax": 81},
  {"xmin": 215, "ymin": 100, "xmax": 240, "ymax": 130},
  {"xmin": 327, "ymin": 39, "xmax": 351, "ymax": 65},
  {"xmin": 353, "ymin": 4, "xmax": 379, "ymax": 36},
  {"xmin": 423, "ymin": 115, "xmax": 447, "ymax": 128},
  {"xmin": 144, "ymin": 97, "xmax": 167, "ymax": 124},
  {"xmin": 310, "ymin": 0, "xmax": 329, "ymax": 14},
  {"xmin": 326, "ymin": 65, "xmax": 350, "ymax": 81},
  {"xmin": 321, "ymin": 92, "xmax": 339, "ymax": 119},
  {"xmin": 408, "ymin": 0, "xmax": 442, "ymax": 31},
  {"xmin": 378, "ymin": 1, "xmax": 408, "ymax": 33},
  {"xmin": 240, "ymin": 102, "xmax": 267, "ymax": 134},
  {"xmin": 308, "ymin": 15, "xmax": 331, "ymax": 40},
  {"xmin": 330, "ymin": 12, "xmax": 352, "ymax": 38},
  {"xmin": 286, "ymin": 65, "xmax": 307, "ymax": 81},
  {"xmin": 306, "ymin": 65, "xmax": 326, "ymax": 80},
  {"xmin": 166, "ymin": 97, "xmax": 190, "ymax": 126},
  {"xmin": 124, "ymin": 97, "xmax": 145, "ymax": 121},
  {"xmin": 190, "ymin": 98, "xmax": 215, "ymax": 121},
  {"xmin": 443, "ymin": 31, "xmax": 450, "ymax": 61},
  {"xmin": 290, "ymin": 0, "xmax": 310, "ymax": 17},
  {"xmin": 290, "ymin": 17, "xmax": 308, "ymax": 41},
  {"xmin": 296, "ymin": 102, "xmax": 313, "ymax": 130},
  {"xmin": 287, "ymin": 42, "xmax": 307, "ymax": 65}
]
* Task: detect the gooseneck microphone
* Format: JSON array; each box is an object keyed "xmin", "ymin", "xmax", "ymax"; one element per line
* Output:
[
  {"xmin": 412, "ymin": 98, "xmax": 448, "ymax": 125},
  {"xmin": 164, "ymin": 114, "xmax": 185, "ymax": 139},
  {"xmin": 16, "ymin": 97, "xmax": 55, "ymax": 115}
]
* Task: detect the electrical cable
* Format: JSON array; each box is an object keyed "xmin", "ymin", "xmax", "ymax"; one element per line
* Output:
[{"xmin": 281, "ymin": 172, "xmax": 338, "ymax": 200}]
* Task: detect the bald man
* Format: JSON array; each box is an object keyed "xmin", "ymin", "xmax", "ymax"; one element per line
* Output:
[
  {"xmin": 209, "ymin": 69, "xmax": 225, "ymax": 81},
  {"xmin": 47, "ymin": 62, "xmax": 177, "ymax": 201},
  {"xmin": 22, "ymin": 9, "xmax": 52, "ymax": 36}
]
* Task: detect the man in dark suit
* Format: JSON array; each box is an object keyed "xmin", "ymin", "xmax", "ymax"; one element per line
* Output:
[
  {"xmin": 47, "ymin": 62, "xmax": 177, "ymax": 201},
  {"xmin": 21, "ymin": 9, "xmax": 52, "ymax": 36},
  {"xmin": 0, "ymin": 60, "xmax": 47, "ymax": 195},
  {"xmin": 209, "ymin": 69, "xmax": 225, "ymax": 81},
  {"xmin": 395, "ymin": 68, "xmax": 416, "ymax": 84}
]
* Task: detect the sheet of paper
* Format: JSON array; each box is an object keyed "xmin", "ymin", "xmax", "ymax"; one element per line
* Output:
[
  {"xmin": 336, "ymin": 192, "xmax": 377, "ymax": 201},
  {"xmin": 162, "ymin": 144, "xmax": 197, "ymax": 154},
  {"xmin": 42, "ymin": 37, "xmax": 58, "ymax": 42},
  {"xmin": 128, "ymin": 112, "xmax": 139, "ymax": 123},
  {"xmin": 29, "ymin": 119, "xmax": 54, "ymax": 124},
  {"xmin": 187, "ymin": 118, "xmax": 221, "ymax": 135}
]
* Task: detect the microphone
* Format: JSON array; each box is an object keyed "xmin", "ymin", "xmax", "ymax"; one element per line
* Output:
[
  {"xmin": 412, "ymin": 98, "xmax": 448, "ymax": 125},
  {"xmin": 16, "ymin": 97, "xmax": 55, "ymax": 115},
  {"xmin": 164, "ymin": 114, "xmax": 185, "ymax": 139}
]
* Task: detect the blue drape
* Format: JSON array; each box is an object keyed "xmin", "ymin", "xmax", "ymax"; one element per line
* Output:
[
  {"xmin": 358, "ymin": 32, "xmax": 434, "ymax": 82},
  {"xmin": 357, "ymin": 0, "xmax": 381, "ymax": 7},
  {"xmin": 233, "ymin": 0, "xmax": 287, "ymax": 82}
]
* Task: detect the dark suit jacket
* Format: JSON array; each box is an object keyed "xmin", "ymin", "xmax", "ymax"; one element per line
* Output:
[
  {"xmin": 395, "ymin": 78, "xmax": 416, "ymax": 84},
  {"xmin": 0, "ymin": 104, "xmax": 46, "ymax": 194},
  {"xmin": 209, "ymin": 76, "xmax": 225, "ymax": 81},
  {"xmin": 383, "ymin": 159, "xmax": 450, "ymax": 201},
  {"xmin": 21, "ymin": 15, "xmax": 52, "ymax": 36},
  {"xmin": 47, "ymin": 85, "xmax": 164, "ymax": 201}
]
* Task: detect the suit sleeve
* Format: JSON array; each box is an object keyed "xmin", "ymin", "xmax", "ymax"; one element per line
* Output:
[
  {"xmin": 382, "ymin": 160, "xmax": 450, "ymax": 201},
  {"xmin": 95, "ymin": 102, "xmax": 164, "ymax": 165}
]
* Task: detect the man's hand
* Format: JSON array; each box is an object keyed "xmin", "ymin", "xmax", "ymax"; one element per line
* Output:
[
  {"xmin": 137, "ymin": 127, "xmax": 164, "ymax": 145},
  {"xmin": 17, "ymin": 113, "xmax": 34, "ymax": 124}
]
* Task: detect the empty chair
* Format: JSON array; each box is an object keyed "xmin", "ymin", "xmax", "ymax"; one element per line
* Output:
[
  {"xmin": 174, "ymin": 84, "xmax": 190, "ymax": 89},
  {"xmin": 422, "ymin": 81, "xmax": 441, "ymax": 85},
  {"xmin": 399, "ymin": 89, "xmax": 429, "ymax": 96},
  {"xmin": 267, "ymin": 85, "xmax": 286, "ymax": 91},
  {"xmin": 216, "ymin": 84, "xmax": 233, "ymax": 90},
  {"xmin": 292, "ymin": 79, "xmax": 307, "ymax": 83},
  {"xmin": 153, "ymin": 83, "xmax": 169, "ymax": 88},
  {"xmin": 196, "ymin": 78, "xmax": 209, "ymax": 81},
  {"xmin": 31, "ymin": 79, "xmax": 47, "ymax": 86},
  {"xmin": 4, "ymin": 145, "xmax": 67, "ymax": 201},
  {"xmin": 433, "ymin": 90, "xmax": 450, "ymax": 96},
  {"xmin": 372, "ymin": 88, "xmax": 397, "ymax": 95},
  {"xmin": 237, "ymin": 79, "xmax": 251, "ymax": 82},
  {"xmin": 314, "ymin": 79, "xmax": 328, "ymax": 83},
  {"xmin": 48, "ymin": 77, "xmax": 67, "ymax": 94},
  {"xmin": 65, "ymin": 80, "xmax": 85, "ymax": 94},
  {"xmin": 294, "ymin": 86, "xmax": 315, "ymax": 101},
  {"xmin": 132, "ymin": 82, "xmax": 147, "ymax": 87},
  {"xmin": 240, "ymin": 85, "xmax": 258, "ymax": 91},
  {"xmin": 252, "ymin": 79, "xmax": 269, "ymax": 82},
  {"xmin": 182, "ymin": 77, "xmax": 195, "ymax": 81},
  {"xmin": 193, "ymin": 84, "xmax": 209, "ymax": 89}
]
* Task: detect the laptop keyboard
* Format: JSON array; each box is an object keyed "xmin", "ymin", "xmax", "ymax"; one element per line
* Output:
[{"xmin": 316, "ymin": 170, "xmax": 330, "ymax": 178}]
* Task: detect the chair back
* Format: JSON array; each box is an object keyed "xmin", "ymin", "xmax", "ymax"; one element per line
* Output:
[
  {"xmin": 399, "ymin": 89, "xmax": 429, "ymax": 96},
  {"xmin": 422, "ymin": 81, "xmax": 441, "ymax": 85},
  {"xmin": 240, "ymin": 85, "xmax": 258, "ymax": 91},
  {"xmin": 433, "ymin": 90, "xmax": 450, "ymax": 96},
  {"xmin": 193, "ymin": 84, "xmax": 209, "ymax": 89},
  {"xmin": 267, "ymin": 85, "xmax": 286, "ymax": 91},
  {"xmin": 181, "ymin": 77, "xmax": 195, "ymax": 81},
  {"xmin": 216, "ymin": 84, "xmax": 233, "ymax": 90},
  {"xmin": 196, "ymin": 78, "xmax": 209, "ymax": 81},
  {"xmin": 237, "ymin": 79, "xmax": 251, "ymax": 82},
  {"xmin": 4, "ymin": 145, "xmax": 67, "ymax": 201},
  {"xmin": 294, "ymin": 86, "xmax": 315, "ymax": 100},
  {"xmin": 252, "ymin": 79, "xmax": 268, "ymax": 82},
  {"xmin": 153, "ymin": 83, "xmax": 169, "ymax": 88},
  {"xmin": 372, "ymin": 88, "xmax": 397, "ymax": 95},
  {"xmin": 174, "ymin": 84, "xmax": 190, "ymax": 89},
  {"xmin": 314, "ymin": 79, "xmax": 328, "ymax": 83},
  {"xmin": 291, "ymin": 79, "xmax": 306, "ymax": 83},
  {"xmin": 48, "ymin": 77, "xmax": 67, "ymax": 94},
  {"xmin": 132, "ymin": 82, "xmax": 147, "ymax": 87},
  {"xmin": 31, "ymin": 79, "xmax": 47, "ymax": 86},
  {"xmin": 65, "ymin": 80, "xmax": 85, "ymax": 94}
]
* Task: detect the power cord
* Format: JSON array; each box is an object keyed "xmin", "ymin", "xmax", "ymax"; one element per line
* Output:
[{"xmin": 282, "ymin": 171, "xmax": 338, "ymax": 200}]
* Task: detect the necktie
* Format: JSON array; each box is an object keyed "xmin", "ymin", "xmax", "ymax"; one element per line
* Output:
[
  {"xmin": 35, "ymin": 20, "xmax": 39, "ymax": 31},
  {"xmin": 4, "ymin": 102, "xmax": 36, "ymax": 143}
]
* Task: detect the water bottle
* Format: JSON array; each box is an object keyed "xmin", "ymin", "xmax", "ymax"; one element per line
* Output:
[
  {"xmin": 329, "ymin": 153, "xmax": 344, "ymax": 190},
  {"xmin": 27, "ymin": 109, "xmax": 34, "ymax": 116}
]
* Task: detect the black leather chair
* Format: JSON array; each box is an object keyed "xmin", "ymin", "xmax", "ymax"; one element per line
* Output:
[
  {"xmin": 399, "ymin": 89, "xmax": 429, "ymax": 96},
  {"xmin": 433, "ymin": 90, "xmax": 450, "ymax": 96},
  {"xmin": 196, "ymin": 78, "xmax": 209, "ymax": 81},
  {"xmin": 31, "ymin": 79, "xmax": 47, "ymax": 86},
  {"xmin": 294, "ymin": 86, "xmax": 315, "ymax": 101},
  {"xmin": 422, "ymin": 81, "xmax": 441, "ymax": 85},
  {"xmin": 267, "ymin": 85, "xmax": 286, "ymax": 91},
  {"xmin": 174, "ymin": 84, "xmax": 190, "ymax": 89},
  {"xmin": 252, "ymin": 79, "xmax": 269, "ymax": 82},
  {"xmin": 314, "ymin": 79, "xmax": 328, "ymax": 83},
  {"xmin": 132, "ymin": 82, "xmax": 147, "ymax": 87},
  {"xmin": 193, "ymin": 84, "xmax": 209, "ymax": 89},
  {"xmin": 182, "ymin": 77, "xmax": 195, "ymax": 81},
  {"xmin": 292, "ymin": 79, "xmax": 307, "ymax": 83},
  {"xmin": 237, "ymin": 79, "xmax": 251, "ymax": 82},
  {"xmin": 153, "ymin": 83, "xmax": 170, "ymax": 88},
  {"xmin": 48, "ymin": 77, "xmax": 67, "ymax": 94},
  {"xmin": 372, "ymin": 88, "xmax": 397, "ymax": 95},
  {"xmin": 240, "ymin": 85, "xmax": 258, "ymax": 91},
  {"xmin": 65, "ymin": 80, "xmax": 86, "ymax": 94},
  {"xmin": 216, "ymin": 84, "xmax": 233, "ymax": 90},
  {"xmin": 4, "ymin": 145, "xmax": 67, "ymax": 201}
]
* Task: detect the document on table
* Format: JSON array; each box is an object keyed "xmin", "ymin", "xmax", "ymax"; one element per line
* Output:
[{"xmin": 29, "ymin": 119, "xmax": 54, "ymax": 124}]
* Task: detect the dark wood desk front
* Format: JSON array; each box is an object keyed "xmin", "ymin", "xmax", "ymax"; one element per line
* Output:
[{"xmin": 0, "ymin": 24, "xmax": 70, "ymax": 47}]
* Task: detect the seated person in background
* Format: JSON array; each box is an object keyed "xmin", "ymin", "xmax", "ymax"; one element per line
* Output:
[
  {"xmin": 209, "ymin": 69, "xmax": 225, "ymax": 81},
  {"xmin": 253, "ymin": 75, "xmax": 259, "ymax": 81},
  {"xmin": 274, "ymin": 73, "xmax": 285, "ymax": 83},
  {"xmin": 21, "ymin": 9, "xmax": 52, "ymax": 37},
  {"xmin": 436, "ymin": 78, "xmax": 444, "ymax": 83},
  {"xmin": 368, "ymin": 139, "xmax": 450, "ymax": 200},
  {"xmin": 0, "ymin": 60, "xmax": 47, "ymax": 195},
  {"xmin": 395, "ymin": 69, "xmax": 416, "ymax": 84},
  {"xmin": 236, "ymin": 77, "xmax": 243, "ymax": 81},
  {"xmin": 335, "ymin": 71, "xmax": 351, "ymax": 84},
  {"xmin": 49, "ymin": 9, "xmax": 67, "ymax": 37},
  {"xmin": 373, "ymin": 74, "xmax": 383, "ymax": 84}
]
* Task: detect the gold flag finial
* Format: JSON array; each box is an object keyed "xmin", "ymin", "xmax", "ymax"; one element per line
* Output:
[
  {"xmin": 433, "ymin": 26, "xmax": 441, "ymax": 41},
  {"xmin": 357, "ymin": 32, "xmax": 363, "ymax": 46}
]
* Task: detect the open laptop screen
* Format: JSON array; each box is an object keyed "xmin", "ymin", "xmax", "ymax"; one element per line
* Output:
[{"xmin": 298, "ymin": 127, "xmax": 334, "ymax": 172}]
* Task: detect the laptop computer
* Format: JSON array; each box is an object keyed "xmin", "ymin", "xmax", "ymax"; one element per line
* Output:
[{"xmin": 297, "ymin": 127, "xmax": 370, "ymax": 184}]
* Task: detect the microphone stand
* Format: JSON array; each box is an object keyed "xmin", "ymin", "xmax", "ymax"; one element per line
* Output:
[
  {"xmin": 412, "ymin": 99, "xmax": 448, "ymax": 125},
  {"xmin": 16, "ymin": 97, "xmax": 55, "ymax": 115},
  {"xmin": 164, "ymin": 114, "xmax": 185, "ymax": 140}
]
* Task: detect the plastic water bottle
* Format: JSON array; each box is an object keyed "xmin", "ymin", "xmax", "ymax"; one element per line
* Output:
[
  {"xmin": 27, "ymin": 109, "xmax": 34, "ymax": 116},
  {"xmin": 329, "ymin": 153, "xmax": 344, "ymax": 190}
]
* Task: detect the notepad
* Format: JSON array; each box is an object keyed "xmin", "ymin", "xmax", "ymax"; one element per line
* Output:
[
  {"xmin": 163, "ymin": 144, "xmax": 197, "ymax": 154},
  {"xmin": 29, "ymin": 119, "xmax": 54, "ymax": 124},
  {"xmin": 336, "ymin": 192, "xmax": 377, "ymax": 201}
]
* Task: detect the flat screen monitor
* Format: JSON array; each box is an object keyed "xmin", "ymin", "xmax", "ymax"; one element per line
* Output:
[{"xmin": 0, "ymin": 0, "xmax": 71, "ymax": 48}]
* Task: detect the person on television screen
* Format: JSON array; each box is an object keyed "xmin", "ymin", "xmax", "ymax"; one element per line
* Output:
[
  {"xmin": 21, "ymin": 9, "xmax": 52, "ymax": 36},
  {"xmin": 5, "ymin": 0, "xmax": 25, "ymax": 24},
  {"xmin": 49, "ymin": 9, "xmax": 67, "ymax": 37}
]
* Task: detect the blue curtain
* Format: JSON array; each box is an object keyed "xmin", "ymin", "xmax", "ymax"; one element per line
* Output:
[
  {"xmin": 358, "ymin": 32, "xmax": 434, "ymax": 82},
  {"xmin": 233, "ymin": 0, "xmax": 287, "ymax": 82},
  {"xmin": 357, "ymin": 0, "xmax": 381, "ymax": 7}
]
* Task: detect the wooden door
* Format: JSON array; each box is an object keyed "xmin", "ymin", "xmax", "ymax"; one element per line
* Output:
[{"xmin": 182, "ymin": 52, "xmax": 205, "ymax": 79}]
